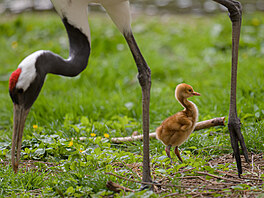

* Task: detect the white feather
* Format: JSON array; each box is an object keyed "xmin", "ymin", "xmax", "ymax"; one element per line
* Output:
[
  {"xmin": 51, "ymin": 0, "xmax": 91, "ymax": 42},
  {"xmin": 50, "ymin": 0, "xmax": 131, "ymax": 41},
  {"xmin": 16, "ymin": 50, "xmax": 46, "ymax": 91},
  {"xmin": 102, "ymin": 0, "xmax": 131, "ymax": 33}
]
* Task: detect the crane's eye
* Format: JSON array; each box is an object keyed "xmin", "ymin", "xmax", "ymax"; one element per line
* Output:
[{"xmin": 18, "ymin": 88, "xmax": 23, "ymax": 94}]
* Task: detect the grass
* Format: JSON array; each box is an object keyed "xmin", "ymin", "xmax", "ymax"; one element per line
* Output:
[{"xmin": 0, "ymin": 11, "xmax": 263, "ymax": 197}]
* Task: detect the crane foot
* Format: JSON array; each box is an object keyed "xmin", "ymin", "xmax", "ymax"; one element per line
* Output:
[
  {"xmin": 139, "ymin": 181, "xmax": 161, "ymax": 192},
  {"xmin": 228, "ymin": 116, "xmax": 250, "ymax": 177}
]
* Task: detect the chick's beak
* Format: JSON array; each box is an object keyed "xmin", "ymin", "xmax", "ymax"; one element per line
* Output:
[
  {"xmin": 12, "ymin": 104, "xmax": 30, "ymax": 173},
  {"xmin": 193, "ymin": 91, "xmax": 201, "ymax": 96}
]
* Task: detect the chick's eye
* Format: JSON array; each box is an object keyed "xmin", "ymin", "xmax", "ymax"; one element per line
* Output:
[{"xmin": 188, "ymin": 89, "xmax": 192, "ymax": 92}]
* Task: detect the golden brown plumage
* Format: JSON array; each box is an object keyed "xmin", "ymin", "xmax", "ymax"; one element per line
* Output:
[{"xmin": 156, "ymin": 83, "xmax": 200, "ymax": 163}]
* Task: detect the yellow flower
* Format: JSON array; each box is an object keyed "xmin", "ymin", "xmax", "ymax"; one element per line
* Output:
[
  {"xmin": 104, "ymin": 133, "xmax": 110, "ymax": 138},
  {"xmin": 68, "ymin": 140, "xmax": 73, "ymax": 147},
  {"xmin": 11, "ymin": 41, "xmax": 18, "ymax": 49},
  {"xmin": 90, "ymin": 133, "xmax": 96, "ymax": 137},
  {"xmin": 79, "ymin": 149, "xmax": 83, "ymax": 153},
  {"xmin": 33, "ymin": 125, "xmax": 38, "ymax": 129},
  {"xmin": 252, "ymin": 18, "xmax": 260, "ymax": 27}
]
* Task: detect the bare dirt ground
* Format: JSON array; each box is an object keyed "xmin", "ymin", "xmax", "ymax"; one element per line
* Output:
[
  {"xmin": 2, "ymin": 153, "xmax": 263, "ymax": 197},
  {"xmin": 155, "ymin": 153, "xmax": 264, "ymax": 197},
  {"xmin": 106, "ymin": 153, "xmax": 264, "ymax": 197}
]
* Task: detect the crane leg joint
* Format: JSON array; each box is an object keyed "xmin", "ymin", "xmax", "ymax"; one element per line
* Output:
[
  {"xmin": 227, "ymin": 0, "xmax": 242, "ymax": 23},
  {"xmin": 137, "ymin": 67, "xmax": 151, "ymax": 89},
  {"xmin": 228, "ymin": 117, "xmax": 241, "ymax": 136}
]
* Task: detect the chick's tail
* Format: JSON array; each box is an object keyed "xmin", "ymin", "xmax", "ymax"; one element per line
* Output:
[{"xmin": 156, "ymin": 125, "xmax": 163, "ymax": 140}]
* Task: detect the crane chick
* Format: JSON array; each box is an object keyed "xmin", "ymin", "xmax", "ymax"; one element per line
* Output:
[{"xmin": 156, "ymin": 83, "xmax": 200, "ymax": 163}]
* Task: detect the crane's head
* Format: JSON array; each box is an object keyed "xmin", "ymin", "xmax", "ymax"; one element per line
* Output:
[
  {"xmin": 175, "ymin": 83, "xmax": 200, "ymax": 100},
  {"xmin": 9, "ymin": 51, "xmax": 46, "ymax": 173}
]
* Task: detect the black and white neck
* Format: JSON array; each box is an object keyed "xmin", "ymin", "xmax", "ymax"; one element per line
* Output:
[
  {"xmin": 36, "ymin": 17, "xmax": 90, "ymax": 77},
  {"xmin": 10, "ymin": 17, "xmax": 90, "ymax": 110},
  {"xmin": 16, "ymin": 17, "xmax": 90, "ymax": 89}
]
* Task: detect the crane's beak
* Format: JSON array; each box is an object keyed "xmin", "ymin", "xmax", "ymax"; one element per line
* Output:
[
  {"xmin": 193, "ymin": 92, "xmax": 201, "ymax": 96},
  {"xmin": 12, "ymin": 104, "xmax": 30, "ymax": 173}
]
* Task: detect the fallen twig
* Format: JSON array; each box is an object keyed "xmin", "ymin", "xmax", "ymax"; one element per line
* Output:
[
  {"xmin": 111, "ymin": 117, "xmax": 225, "ymax": 143},
  {"xmin": 164, "ymin": 190, "xmax": 232, "ymax": 198},
  {"xmin": 174, "ymin": 175, "xmax": 218, "ymax": 185},
  {"xmin": 252, "ymin": 153, "xmax": 254, "ymax": 173},
  {"xmin": 106, "ymin": 181, "xmax": 135, "ymax": 192},
  {"xmin": 215, "ymin": 169, "xmax": 263, "ymax": 182},
  {"xmin": 78, "ymin": 117, "xmax": 225, "ymax": 143},
  {"xmin": 214, "ymin": 169, "xmax": 239, "ymax": 178},
  {"xmin": 196, "ymin": 171, "xmax": 242, "ymax": 183},
  {"xmin": 178, "ymin": 167, "xmax": 196, "ymax": 173}
]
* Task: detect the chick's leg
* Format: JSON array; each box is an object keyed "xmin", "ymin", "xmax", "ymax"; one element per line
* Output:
[
  {"xmin": 165, "ymin": 145, "xmax": 173, "ymax": 163},
  {"xmin": 174, "ymin": 146, "xmax": 183, "ymax": 163}
]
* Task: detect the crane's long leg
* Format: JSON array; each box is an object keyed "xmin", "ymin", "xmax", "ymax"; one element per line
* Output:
[
  {"xmin": 123, "ymin": 32, "xmax": 152, "ymax": 183},
  {"xmin": 102, "ymin": 1, "xmax": 152, "ymax": 186},
  {"xmin": 213, "ymin": 0, "xmax": 250, "ymax": 177}
]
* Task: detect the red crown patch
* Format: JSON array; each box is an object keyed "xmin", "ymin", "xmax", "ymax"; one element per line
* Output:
[{"xmin": 9, "ymin": 68, "xmax": 22, "ymax": 91}]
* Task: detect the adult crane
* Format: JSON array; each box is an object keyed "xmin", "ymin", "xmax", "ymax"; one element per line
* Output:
[{"xmin": 9, "ymin": 0, "xmax": 249, "ymax": 184}]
